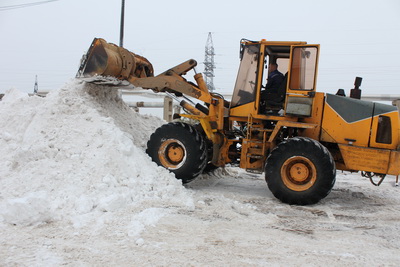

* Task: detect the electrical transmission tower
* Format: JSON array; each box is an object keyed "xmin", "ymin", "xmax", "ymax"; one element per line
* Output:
[
  {"xmin": 203, "ymin": 32, "xmax": 215, "ymax": 92},
  {"xmin": 33, "ymin": 75, "xmax": 38, "ymax": 94}
]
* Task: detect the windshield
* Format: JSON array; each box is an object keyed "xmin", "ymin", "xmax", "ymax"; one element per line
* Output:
[{"xmin": 231, "ymin": 45, "xmax": 259, "ymax": 108}]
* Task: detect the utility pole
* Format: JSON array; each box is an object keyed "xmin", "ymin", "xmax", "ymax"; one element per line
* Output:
[
  {"xmin": 203, "ymin": 32, "xmax": 216, "ymax": 92},
  {"xmin": 33, "ymin": 75, "xmax": 38, "ymax": 94},
  {"xmin": 120, "ymin": 0, "xmax": 125, "ymax": 47}
]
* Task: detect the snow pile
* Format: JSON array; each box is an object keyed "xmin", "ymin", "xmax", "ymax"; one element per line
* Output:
[{"xmin": 0, "ymin": 79, "xmax": 193, "ymax": 227}]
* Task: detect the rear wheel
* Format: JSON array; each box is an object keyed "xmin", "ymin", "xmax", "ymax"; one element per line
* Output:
[
  {"xmin": 146, "ymin": 122, "xmax": 207, "ymax": 183},
  {"xmin": 265, "ymin": 137, "xmax": 336, "ymax": 205}
]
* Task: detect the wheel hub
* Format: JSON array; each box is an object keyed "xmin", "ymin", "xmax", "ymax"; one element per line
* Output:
[
  {"xmin": 158, "ymin": 139, "xmax": 187, "ymax": 170},
  {"xmin": 167, "ymin": 145, "xmax": 184, "ymax": 163},
  {"xmin": 289, "ymin": 162, "xmax": 310, "ymax": 182},
  {"xmin": 281, "ymin": 156, "xmax": 317, "ymax": 191}
]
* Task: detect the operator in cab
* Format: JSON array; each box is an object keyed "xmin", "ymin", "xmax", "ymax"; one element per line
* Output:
[
  {"xmin": 260, "ymin": 62, "xmax": 285, "ymax": 112},
  {"xmin": 264, "ymin": 63, "xmax": 284, "ymax": 93}
]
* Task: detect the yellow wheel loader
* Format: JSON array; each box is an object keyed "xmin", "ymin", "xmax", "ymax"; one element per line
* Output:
[{"xmin": 77, "ymin": 38, "xmax": 400, "ymax": 205}]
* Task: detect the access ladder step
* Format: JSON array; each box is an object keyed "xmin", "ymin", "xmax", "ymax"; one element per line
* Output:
[
  {"xmin": 247, "ymin": 154, "xmax": 264, "ymax": 159},
  {"xmin": 246, "ymin": 140, "xmax": 264, "ymax": 144},
  {"xmin": 248, "ymin": 147, "xmax": 264, "ymax": 154},
  {"xmin": 246, "ymin": 168, "xmax": 263, "ymax": 174}
]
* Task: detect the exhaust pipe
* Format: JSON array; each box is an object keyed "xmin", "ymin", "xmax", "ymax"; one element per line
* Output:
[
  {"xmin": 350, "ymin": 77, "xmax": 362, "ymax": 99},
  {"xmin": 76, "ymin": 38, "xmax": 154, "ymax": 82}
]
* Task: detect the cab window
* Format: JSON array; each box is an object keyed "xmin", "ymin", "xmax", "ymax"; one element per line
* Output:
[
  {"xmin": 231, "ymin": 45, "xmax": 259, "ymax": 107},
  {"xmin": 289, "ymin": 46, "xmax": 318, "ymax": 91},
  {"xmin": 376, "ymin": 116, "xmax": 392, "ymax": 144}
]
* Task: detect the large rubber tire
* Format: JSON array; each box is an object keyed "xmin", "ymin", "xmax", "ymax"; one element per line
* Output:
[
  {"xmin": 146, "ymin": 122, "xmax": 207, "ymax": 183},
  {"xmin": 265, "ymin": 137, "xmax": 336, "ymax": 205}
]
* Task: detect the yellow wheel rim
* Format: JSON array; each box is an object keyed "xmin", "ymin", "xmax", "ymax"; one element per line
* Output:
[
  {"xmin": 158, "ymin": 139, "xmax": 186, "ymax": 170},
  {"xmin": 281, "ymin": 156, "xmax": 317, "ymax": 191}
]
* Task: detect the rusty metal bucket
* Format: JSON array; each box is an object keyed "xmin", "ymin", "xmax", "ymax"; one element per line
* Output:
[{"xmin": 76, "ymin": 38, "xmax": 154, "ymax": 82}]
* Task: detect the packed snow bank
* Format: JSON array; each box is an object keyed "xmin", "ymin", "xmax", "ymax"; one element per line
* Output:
[
  {"xmin": 0, "ymin": 80, "xmax": 193, "ymax": 227},
  {"xmin": 1, "ymin": 80, "xmax": 400, "ymax": 266}
]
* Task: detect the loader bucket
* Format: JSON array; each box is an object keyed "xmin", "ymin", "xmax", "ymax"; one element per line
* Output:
[{"xmin": 76, "ymin": 38, "xmax": 154, "ymax": 82}]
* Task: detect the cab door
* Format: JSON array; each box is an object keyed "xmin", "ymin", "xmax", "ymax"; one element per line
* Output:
[{"xmin": 285, "ymin": 45, "xmax": 320, "ymax": 117}]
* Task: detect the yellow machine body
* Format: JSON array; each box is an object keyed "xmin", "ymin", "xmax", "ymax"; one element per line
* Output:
[
  {"xmin": 319, "ymin": 94, "xmax": 400, "ymax": 175},
  {"xmin": 77, "ymin": 37, "xmax": 400, "ymax": 204}
]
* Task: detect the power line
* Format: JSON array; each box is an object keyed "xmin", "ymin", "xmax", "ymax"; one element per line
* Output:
[{"xmin": 0, "ymin": 0, "xmax": 59, "ymax": 11}]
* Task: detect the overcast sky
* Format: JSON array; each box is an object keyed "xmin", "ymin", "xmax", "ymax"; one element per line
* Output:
[{"xmin": 1, "ymin": 0, "xmax": 399, "ymax": 96}]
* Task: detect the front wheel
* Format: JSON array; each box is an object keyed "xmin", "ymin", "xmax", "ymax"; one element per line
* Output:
[
  {"xmin": 146, "ymin": 122, "xmax": 207, "ymax": 183},
  {"xmin": 265, "ymin": 137, "xmax": 336, "ymax": 205}
]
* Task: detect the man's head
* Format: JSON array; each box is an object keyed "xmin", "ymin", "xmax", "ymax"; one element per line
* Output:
[{"xmin": 268, "ymin": 63, "xmax": 278, "ymax": 74}]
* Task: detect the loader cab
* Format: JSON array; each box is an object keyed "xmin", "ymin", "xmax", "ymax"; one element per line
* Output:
[{"xmin": 230, "ymin": 39, "xmax": 319, "ymax": 118}]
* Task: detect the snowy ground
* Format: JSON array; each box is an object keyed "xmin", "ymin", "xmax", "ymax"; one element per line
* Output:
[{"xmin": 1, "ymin": 80, "xmax": 399, "ymax": 266}]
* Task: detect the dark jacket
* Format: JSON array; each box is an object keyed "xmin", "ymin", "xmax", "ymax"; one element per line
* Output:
[{"xmin": 265, "ymin": 70, "xmax": 284, "ymax": 94}]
